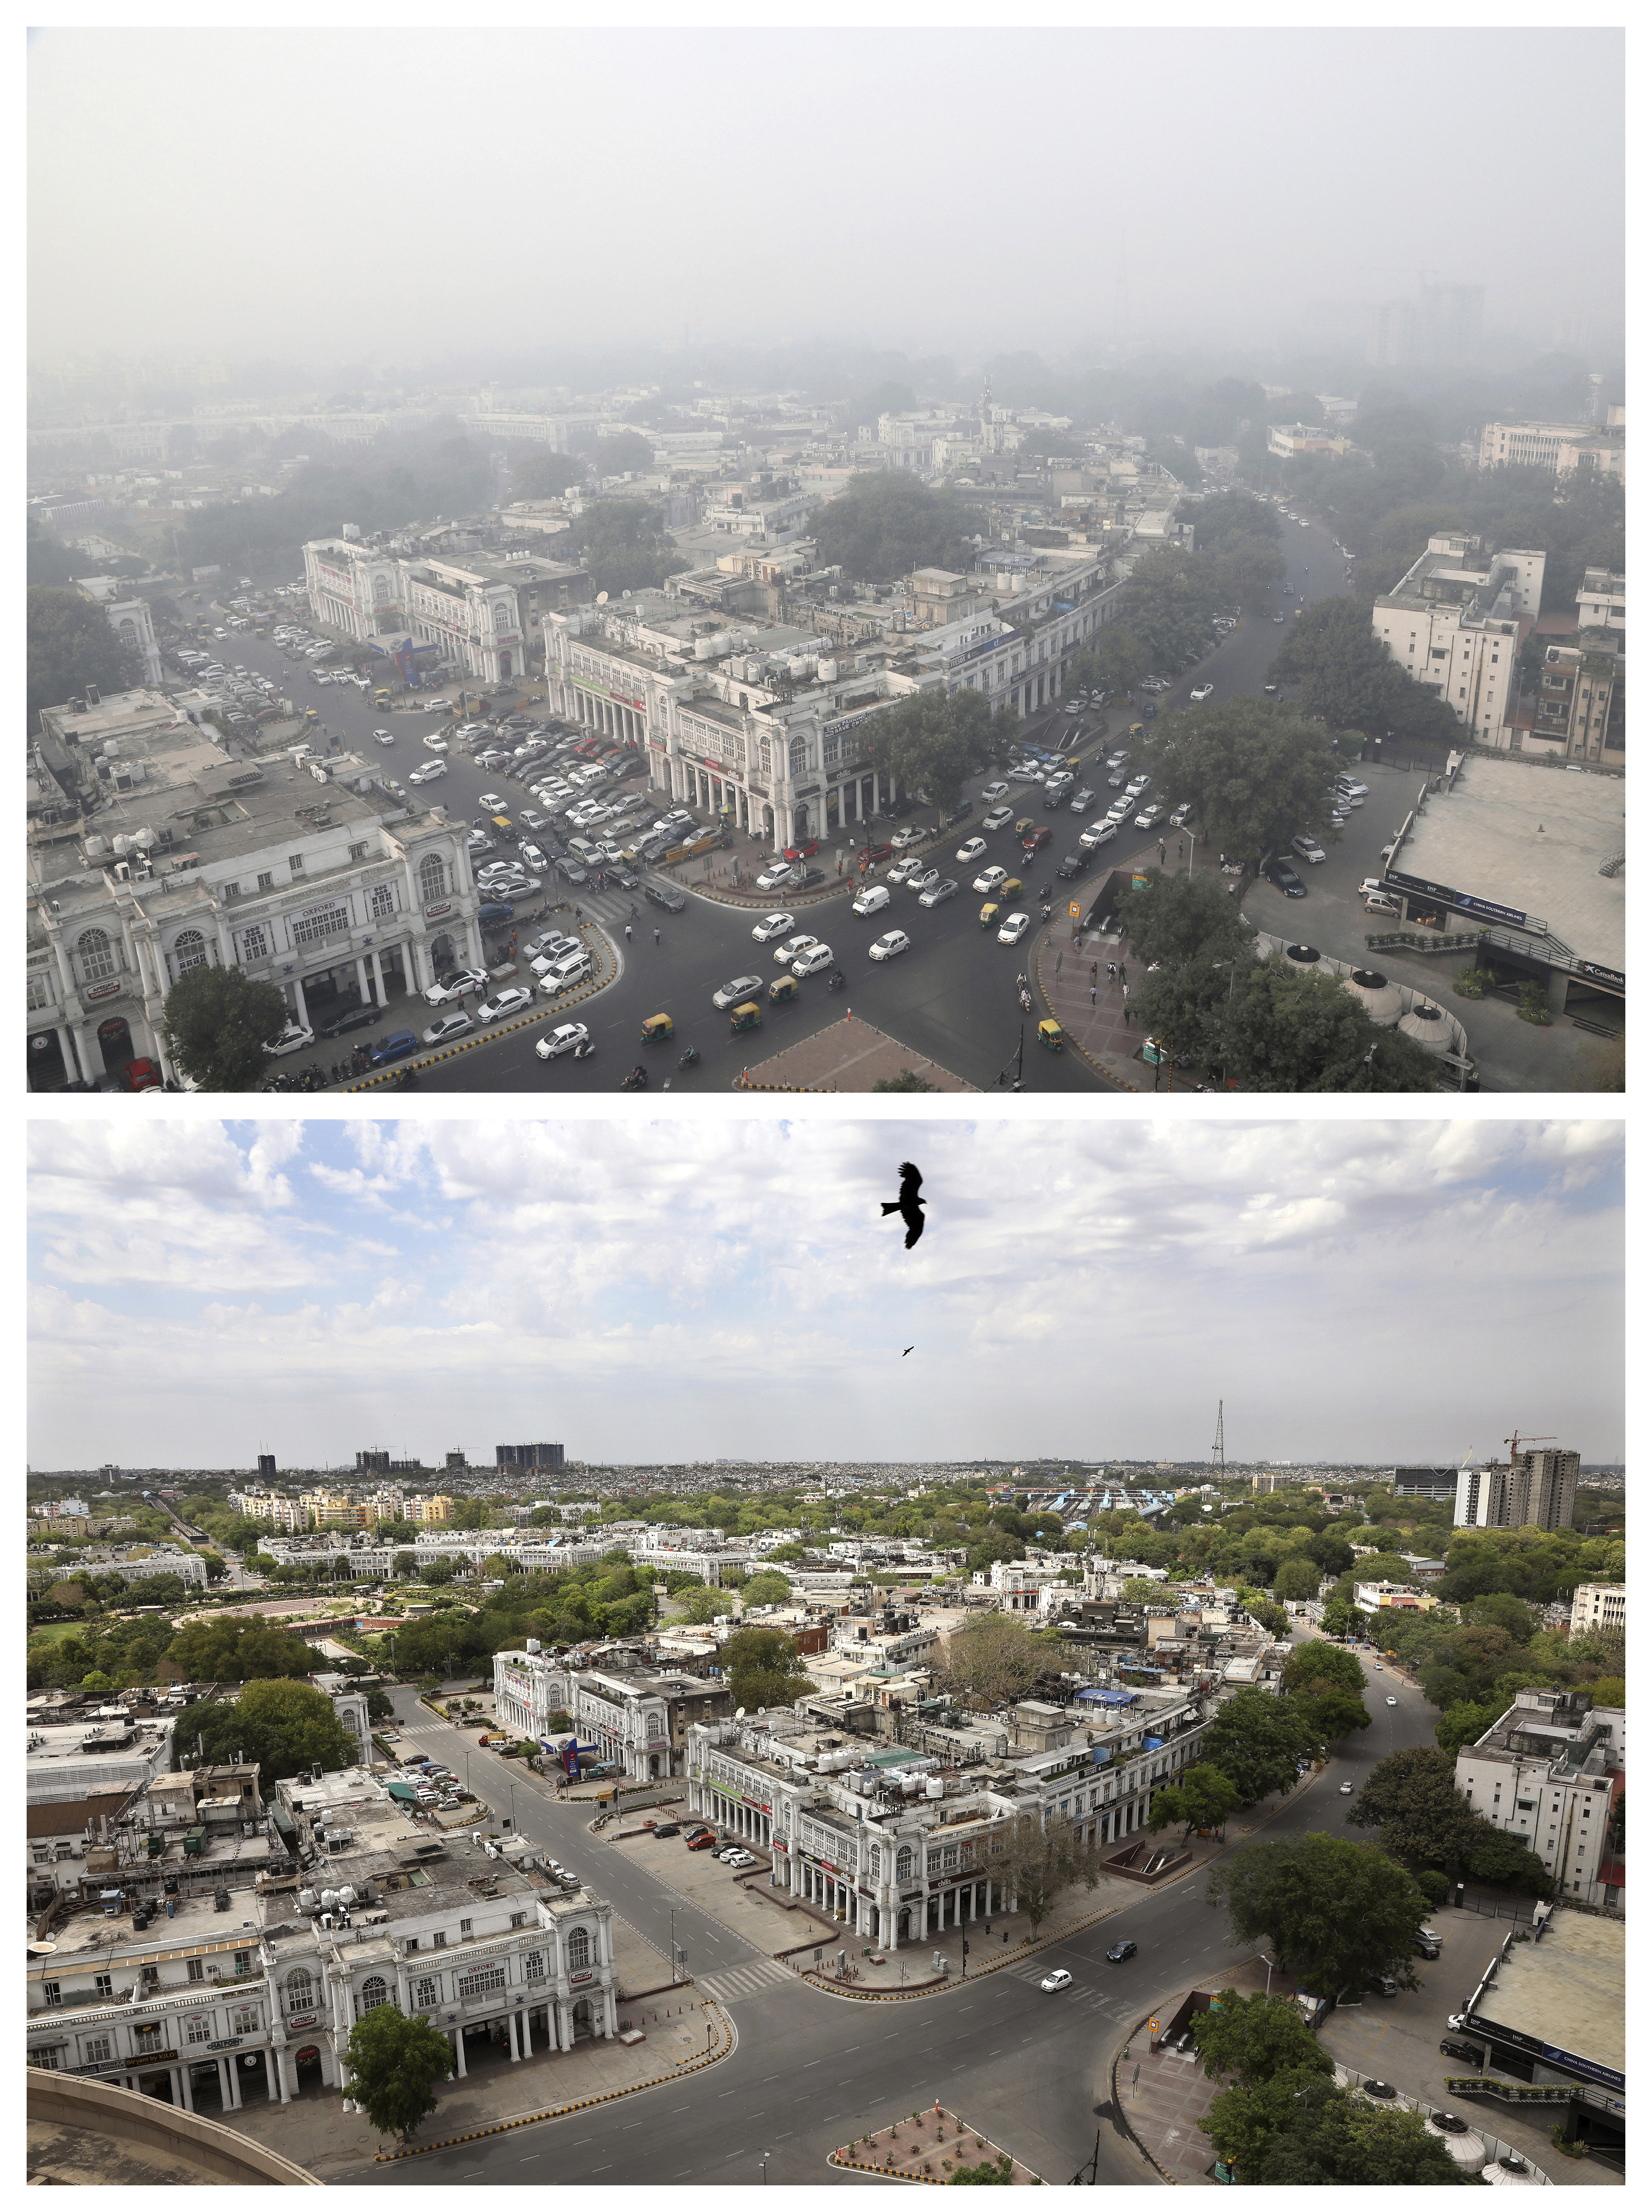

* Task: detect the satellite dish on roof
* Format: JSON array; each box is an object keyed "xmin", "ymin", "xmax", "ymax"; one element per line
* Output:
[
  {"xmin": 735, "ymin": 1707, "xmax": 747, "ymax": 1719},
  {"xmin": 596, "ymin": 592, "xmax": 609, "ymax": 605}
]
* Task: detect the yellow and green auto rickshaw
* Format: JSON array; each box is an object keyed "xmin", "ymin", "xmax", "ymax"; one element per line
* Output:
[
  {"xmin": 729, "ymin": 1001, "xmax": 763, "ymax": 1035},
  {"xmin": 767, "ymin": 974, "xmax": 800, "ymax": 1004},
  {"xmin": 978, "ymin": 899, "xmax": 1002, "ymax": 930},
  {"xmin": 1037, "ymin": 1018, "xmax": 1065, "ymax": 1053},
  {"xmin": 1000, "ymin": 877, "xmax": 1025, "ymax": 903},
  {"xmin": 1014, "ymin": 818, "xmax": 1037, "ymax": 842},
  {"xmin": 640, "ymin": 1012, "xmax": 675, "ymax": 1045}
]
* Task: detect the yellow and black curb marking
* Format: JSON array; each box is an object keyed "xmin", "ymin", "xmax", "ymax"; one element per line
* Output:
[
  {"xmin": 733, "ymin": 1077, "xmax": 832, "ymax": 1092},
  {"xmin": 782, "ymin": 1897, "xmax": 1124, "ymax": 2001},
  {"xmin": 343, "ymin": 924, "xmax": 617, "ymax": 1090},
  {"xmin": 373, "ymin": 2000, "xmax": 734, "ymax": 2162}
]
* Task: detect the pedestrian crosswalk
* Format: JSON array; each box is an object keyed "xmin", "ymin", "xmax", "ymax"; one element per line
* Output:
[
  {"xmin": 1004, "ymin": 1962, "xmax": 1133, "ymax": 2017},
  {"xmin": 695, "ymin": 1958, "xmax": 796, "ymax": 2005}
]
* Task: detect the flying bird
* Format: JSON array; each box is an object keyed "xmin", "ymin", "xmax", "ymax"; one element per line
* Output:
[
  {"xmin": 882, "ymin": 1160, "xmax": 926, "ymax": 1249},
  {"xmin": 902, "ymin": 1346, "xmax": 914, "ymax": 1356}
]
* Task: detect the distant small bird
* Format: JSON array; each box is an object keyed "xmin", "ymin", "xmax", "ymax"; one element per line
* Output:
[
  {"xmin": 882, "ymin": 1160, "xmax": 926, "ymax": 1249},
  {"xmin": 902, "ymin": 1346, "xmax": 914, "ymax": 1356}
]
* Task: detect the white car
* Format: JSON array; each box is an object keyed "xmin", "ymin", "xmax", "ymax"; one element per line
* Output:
[
  {"xmin": 1291, "ymin": 835, "xmax": 1327, "ymax": 865},
  {"xmin": 535, "ymin": 1022, "xmax": 590, "ymax": 1060},
  {"xmin": 1386, "ymin": 1695, "xmax": 1398, "ymax": 1707},
  {"xmin": 906, "ymin": 868, "xmax": 941, "ymax": 897},
  {"xmin": 477, "ymin": 988, "xmax": 533, "ymax": 1022},
  {"xmin": 751, "ymin": 912, "xmax": 797, "ymax": 943},
  {"xmin": 421, "ymin": 1011, "xmax": 473, "ymax": 1046},
  {"xmin": 974, "ymin": 865, "xmax": 1008, "ymax": 894},
  {"xmin": 265, "ymin": 1022, "xmax": 314, "ymax": 1058},
  {"xmin": 755, "ymin": 864, "xmax": 798, "ymax": 892},
  {"xmin": 1040, "ymin": 1969, "xmax": 1073, "ymax": 1992},
  {"xmin": 479, "ymin": 792, "xmax": 507, "ymax": 812},
  {"xmin": 774, "ymin": 933, "xmax": 821, "ymax": 967},
  {"xmin": 886, "ymin": 858, "xmax": 921, "ymax": 886},
  {"xmin": 790, "ymin": 943, "xmax": 835, "ymax": 978},
  {"xmin": 852, "ymin": 884, "xmax": 892, "ymax": 916},
  {"xmin": 409, "ymin": 762, "xmax": 447, "ymax": 784},
  {"xmin": 983, "ymin": 805, "xmax": 1015, "ymax": 830},
  {"xmin": 1169, "ymin": 803, "xmax": 1192, "ymax": 827},
  {"xmin": 1189, "ymin": 684, "xmax": 1214, "ymax": 703},
  {"xmin": 538, "ymin": 955, "xmax": 592, "ymax": 994},
  {"xmin": 868, "ymin": 929, "xmax": 911, "ymax": 962},
  {"xmin": 956, "ymin": 837, "xmax": 987, "ymax": 864},
  {"xmin": 1135, "ymin": 803, "xmax": 1164, "ymax": 829},
  {"xmin": 981, "ymin": 781, "xmax": 1010, "ymax": 802},
  {"xmin": 997, "ymin": 911, "xmax": 1030, "ymax": 946},
  {"xmin": 890, "ymin": 825, "xmax": 924, "ymax": 850},
  {"xmin": 423, "ymin": 967, "xmax": 489, "ymax": 1005}
]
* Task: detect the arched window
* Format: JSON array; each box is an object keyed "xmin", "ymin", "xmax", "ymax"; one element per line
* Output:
[
  {"xmin": 358, "ymin": 1975, "xmax": 390, "ymax": 2016},
  {"xmin": 76, "ymin": 927, "xmax": 116, "ymax": 983},
  {"xmin": 285, "ymin": 1969, "xmax": 313, "ymax": 2013},
  {"xmin": 566, "ymin": 1927, "xmax": 591, "ymax": 1972},
  {"xmin": 645, "ymin": 1712, "xmax": 663, "ymax": 1738},
  {"xmin": 418, "ymin": 852, "xmax": 447, "ymax": 905},
  {"xmin": 896, "ymin": 1846, "xmax": 914, "ymax": 1882},
  {"xmin": 119, "ymin": 617, "xmax": 137, "ymax": 638},
  {"xmin": 374, "ymin": 578, "xmax": 390, "ymax": 603},
  {"xmin": 171, "ymin": 928, "xmax": 209, "ymax": 978},
  {"xmin": 493, "ymin": 603, "xmax": 510, "ymax": 630}
]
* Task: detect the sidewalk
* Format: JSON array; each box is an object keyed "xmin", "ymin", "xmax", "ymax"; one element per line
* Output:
[
  {"xmin": 222, "ymin": 1991, "xmax": 733, "ymax": 2179},
  {"xmin": 733, "ymin": 1014, "xmax": 978, "ymax": 1092}
]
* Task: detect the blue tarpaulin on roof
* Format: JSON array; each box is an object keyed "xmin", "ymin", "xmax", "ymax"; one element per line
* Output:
[{"xmin": 1077, "ymin": 1689, "xmax": 1139, "ymax": 1706}]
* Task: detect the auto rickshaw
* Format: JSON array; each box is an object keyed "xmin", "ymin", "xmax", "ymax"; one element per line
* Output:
[
  {"xmin": 767, "ymin": 974, "xmax": 800, "ymax": 1004},
  {"xmin": 1014, "ymin": 818, "xmax": 1037, "ymax": 841},
  {"xmin": 1038, "ymin": 1019, "xmax": 1065, "ymax": 1053},
  {"xmin": 1000, "ymin": 877, "xmax": 1025, "ymax": 902},
  {"xmin": 640, "ymin": 1012, "xmax": 675, "ymax": 1045},
  {"xmin": 729, "ymin": 1001, "xmax": 763, "ymax": 1035},
  {"xmin": 978, "ymin": 899, "xmax": 1001, "ymax": 930}
]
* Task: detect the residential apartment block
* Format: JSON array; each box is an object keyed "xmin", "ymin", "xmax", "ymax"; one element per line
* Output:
[
  {"xmin": 1455, "ymin": 1448, "xmax": 1580, "ymax": 1532},
  {"xmin": 1372, "ymin": 532, "xmax": 1544, "ymax": 744},
  {"xmin": 1569, "ymin": 1583, "xmax": 1625, "ymax": 1638},
  {"xmin": 1477, "ymin": 407, "xmax": 1625, "ymax": 485},
  {"xmin": 1454, "ymin": 1688, "xmax": 1624, "ymax": 1907}
]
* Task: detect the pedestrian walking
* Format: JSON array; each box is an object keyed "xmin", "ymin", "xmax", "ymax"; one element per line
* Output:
[
  {"xmin": 1090, "ymin": 983, "xmax": 1097, "ymax": 1005},
  {"xmin": 1107, "ymin": 962, "xmax": 1116, "ymax": 983},
  {"xmin": 1157, "ymin": 840, "xmax": 1165, "ymax": 864},
  {"xmin": 1090, "ymin": 961, "xmax": 1098, "ymax": 983},
  {"xmin": 1119, "ymin": 963, "xmax": 1128, "ymax": 986},
  {"xmin": 624, "ymin": 923, "xmax": 632, "ymax": 942},
  {"xmin": 653, "ymin": 927, "xmax": 661, "ymax": 946},
  {"xmin": 1177, "ymin": 841, "xmax": 1185, "ymax": 860}
]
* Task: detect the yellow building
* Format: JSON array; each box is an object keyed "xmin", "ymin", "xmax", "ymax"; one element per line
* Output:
[
  {"xmin": 303, "ymin": 1492, "xmax": 369, "ymax": 1529},
  {"xmin": 413, "ymin": 1495, "xmax": 455, "ymax": 1525}
]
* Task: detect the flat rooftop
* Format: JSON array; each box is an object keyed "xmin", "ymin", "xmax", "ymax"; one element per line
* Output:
[
  {"xmin": 1396, "ymin": 753, "xmax": 1625, "ymax": 968},
  {"xmin": 1475, "ymin": 1909, "xmax": 1623, "ymax": 2078}
]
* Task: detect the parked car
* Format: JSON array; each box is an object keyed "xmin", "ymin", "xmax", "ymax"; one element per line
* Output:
[
  {"xmin": 367, "ymin": 1030, "xmax": 420, "ymax": 1068},
  {"xmin": 477, "ymin": 988, "xmax": 533, "ymax": 1022},
  {"xmin": 265, "ymin": 1021, "xmax": 314, "ymax": 1058},
  {"xmin": 421, "ymin": 1011, "xmax": 474, "ymax": 1046},
  {"xmin": 1291, "ymin": 835, "xmax": 1327, "ymax": 864},
  {"xmin": 1265, "ymin": 859, "xmax": 1308, "ymax": 899}
]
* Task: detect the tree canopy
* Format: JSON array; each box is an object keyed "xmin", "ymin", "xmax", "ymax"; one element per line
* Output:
[
  {"xmin": 1266, "ymin": 596, "xmax": 1460, "ymax": 746},
  {"xmin": 28, "ymin": 585, "xmax": 140, "ymax": 722},
  {"xmin": 343, "ymin": 2004, "xmax": 455, "ymax": 2142},
  {"xmin": 932, "ymin": 1614, "xmax": 1064, "ymax": 1708},
  {"xmin": 183, "ymin": 1677, "xmax": 355, "ymax": 1790},
  {"xmin": 1198, "ymin": 1686, "xmax": 1326, "ymax": 1806},
  {"xmin": 159, "ymin": 964, "xmax": 291, "ymax": 1091},
  {"xmin": 1136, "ymin": 698, "xmax": 1343, "ymax": 869},
  {"xmin": 866, "ymin": 685, "xmax": 996, "ymax": 816},
  {"xmin": 723, "ymin": 1625, "xmax": 814, "ymax": 1713},
  {"xmin": 813, "ymin": 474, "xmax": 981, "ymax": 584},
  {"xmin": 1205, "ymin": 1831, "xmax": 1430, "ymax": 1998},
  {"xmin": 511, "ymin": 451, "xmax": 585, "ymax": 500}
]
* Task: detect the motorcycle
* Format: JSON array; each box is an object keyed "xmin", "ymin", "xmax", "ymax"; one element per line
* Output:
[
  {"xmin": 572, "ymin": 1039, "xmax": 595, "ymax": 1061},
  {"xmin": 677, "ymin": 1045, "xmax": 700, "ymax": 1070},
  {"xmin": 621, "ymin": 1065, "xmax": 649, "ymax": 1091},
  {"xmin": 826, "ymin": 971, "xmax": 845, "ymax": 994},
  {"xmin": 1040, "ymin": 903, "xmax": 1052, "ymax": 922}
]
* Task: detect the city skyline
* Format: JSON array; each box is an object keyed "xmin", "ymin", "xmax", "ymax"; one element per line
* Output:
[{"xmin": 27, "ymin": 1116, "xmax": 1624, "ymax": 1467}]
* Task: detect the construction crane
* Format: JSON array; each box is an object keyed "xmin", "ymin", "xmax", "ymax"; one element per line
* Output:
[{"xmin": 1503, "ymin": 1432, "xmax": 1557, "ymax": 1463}]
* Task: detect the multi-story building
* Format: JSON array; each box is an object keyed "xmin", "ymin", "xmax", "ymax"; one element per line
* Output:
[
  {"xmin": 26, "ymin": 1764, "xmax": 620, "ymax": 2110},
  {"xmin": 301, "ymin": 1492, "xmax": 369, "ymax": 1530},
  {"xmin": 1454, "ymin": 1688, "xmax": 1624, "ymax": 1907},
  {"xmin": 27, "ymin": 1713, "xmax": 179, "ymax": 1807},
  {"xmin": 1381, "ymin": 1466, "xmax": 1464, "ymax": 1502},
  {"xmin": 27, "ymin": 693, "xmax": 482, "ymax": 1087},
  {"xmin": 303, "ymin": 538, "xmax": 530, "ymax": 685},
  {"xmin": 1267, "ymin": 423, "xmax": 1352, "ymax": 461},
  {"xmin": 492, "ymin": 1648, "xmax": 735, "ymax": 1781},
  {"xmin": 226, "ymin": 1492, "xmax": 307, "ymax": 1532},
  {"xmin": 1569, "ymin": 1584, "xmax": 1625, "ymax": 1639},
  {"xmin": 679, "ymin": 1684, "xmax": 1210, "ymax": 1951},
  {"xmin": 1477, "ymin": 407, "xmax": 1625, "ymax": 485},
  {"xmin": 1372, "ymin": 532, "xmax": 1544, "ymax": 744},
  {"xmin": 496, "ymin": 1444, "xmax": 564, "ymax": 1473},
  {"xmin": 74, "ymin": 575, "xmax": 164, "ymax": 686},
  {"xmin": 1456, "ymin": 1447, "xmax": 1580, "ymax": 1532}
]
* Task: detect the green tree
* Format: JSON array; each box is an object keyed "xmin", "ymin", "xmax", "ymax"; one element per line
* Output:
[
  {"xmin": 1281, "ymin": 1641, "xmax": 1366, "ymax": 1698},
  {"xmin": 1465, "ymin": 1828, "xmax": 1552, "ymax": 1894},
  {"xmin": 1432, "ymin": 1699, "xmax": 1504, "ymax": 1757},
  {"xmin": 1205, "ymin": 1832, "xmax": 1429, "ymax": 1996},
  {"xmin": 166, "ymin": 1614, "xmax": 325, "ymax": 1683},
  {"xmin": 1266, "ymin": 596, "xmax": 1459, "ymax": 746},
  {"xmin": 183, "ymin": 1677, "xmax": 355, "ymax": 1789},
  {"xmin": 678, "ymin": 1585, "xmax": 737, "ymax": 1625},
  {"xmin": 983, "ymin": 1810, "xmax": 1105, "ymax": 1932},
  {"xmin": 1238, "ymin": 2074, "xmax": 1472, "ymax": 2184},
  {"xmin": 812, "ymin": 474, "xmax": 980, "ymax": 584},
  {"xmin": 342, "ymin": 2003, "xmax": 455, "ymax": 2143},
  {"xmin": 158, "ymin": 964, "xmax": 291, "ymax": 1092},
  {"xmin": 419, "ymin": 1557, "xmax": 457, "ymax": 1586},
  {"xmin": 80, "ymin": 1669, "xmax": 114, "ymax": 1692},
  {"xmin": 1136, "ymin": 699, "xmax": 1341, "ymax": 876},
  {"xmin": 595, "ymin": 430, "xmax": 656, "ymax": 476},
  {"xmin": 1273, "ymin": 1555, "xmax": 1321, "ymax": 1603},
  {"xmin": 27, "ymin": 585, "xmax": 141, "ymax": 721},
  {"xmin": 723, "ymin": 1625, "xmax": 814, "ymax": 1712},
  {"xmin": 27, "ymin": 518, "xmax": 89, "ymax": 587},
  {"xmin": 393, "ymin": 1551, "xmax": 418, "ymax": 1579},
  {"xmin": 576, "ymin": 498, "xmax": 687, "ymax": 598},
  {"xmin": 949, "ymin": 2154, "xmax": 1015, "ymax": 2184},
  {"xmin": 1291, "ymin": 1684, "xmax": 1370, "ymax": 1743},
  {"xmin": 1462, "ymin": 1591, "xmax": 1538, "ymax": 1643},
  {"xmin": 1147, "ymin": 1762, "xmax": 1242, "ymax": 1840},
  {"xmin": 1120, "ymin": 1578, "xmax": 1165, "ymax": 1605},
  {"xmin": 1214, "ymin": 959, "xmax": 1444, "ymax": 1093},
  {"xmin": 872, "ymin": 1070, "xmax": 939, "ymax": 1092},
  {"xmin": 739, "ymin": 1570, "xmax": 794, "ymax": 1609},
  {"xmin": 867, "ymin": 685, "xmax": 996, "ymax": 818},
  {"xmin": 1189, "ymin": 1987, "xmax": 1334, "ymax": 2091},
  {"xmin": 1200, "ymin": 1686, "xmax": 1324, "ymax": 1805}
]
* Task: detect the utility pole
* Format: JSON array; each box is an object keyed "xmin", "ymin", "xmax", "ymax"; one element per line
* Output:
[{"xmin": 1211, "ymin": 1402, "xmax": 1226, "ymax": 1483}]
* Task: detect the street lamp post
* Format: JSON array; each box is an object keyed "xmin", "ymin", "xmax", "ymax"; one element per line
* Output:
[{"xmin": 759, "ymin": 2150, "xmax": 772, "ymax": 2186}]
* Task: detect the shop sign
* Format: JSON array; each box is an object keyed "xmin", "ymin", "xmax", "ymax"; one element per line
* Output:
[
  {"xmin": 570, "ymin": 1969, "xmax": 594, "ymax": 1986},
  {"xmin": 823, "ymin": 706, "xmax": 881, "ymax": 742},
  {"xmin": 1383, "ymin": 870, "xmax": 1531, "ymax": 931},
  {"xmin": 207, "ymin": 2037, "xmax": 242, "ymax": 2051},
  {"xmin": 286, "ymin": 2013, "xmax": 318, "ymax": 2030},
  {"xmin": 424, "ymin": 901, "xmax": 454, "ymax": 920},
  {"xmin": 83, "ymin": 979, "xmax": 125, "ymax": 1003},
  {"xmin": 296, "ymin": 896, "xmax": 353, "ymax": 924},
  {"xmin": 133, "ymin": 2048, "xmax": 179, "ymax": 2064},
  {"xmin": 1576, "ymin": 959, "xmax": 1625, "ymax": 989}
]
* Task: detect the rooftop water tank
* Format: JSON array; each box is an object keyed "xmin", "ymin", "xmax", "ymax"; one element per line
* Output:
[
  {"xmin": 298, "ymin": 1890, "xmax": 319, "ymax": 1912},
  {"xmin": 817, "ymin": 658, "xmax": 839, "ymax": 683},
  {"xmin": 901, "ymin": 1774, "xmax": 920, "ymax": 1795},
  {"xmin": 337, "ymin": 1885, "xmax": 358, "ymax": 1908},
  {"xmin": 85, "ymin": 836, "xmax": 108, "ymax": 858},
  {"xmin": 111, "ymin": 835, "xmax": 133, "ymax": 858},
  {"xmin": 320, "ymin": 1890, "xmax": 339, "ymax": 1912},
  {"xmin": 926, "ymin": 1777, "xmax": 945, "ymax": 1799}
]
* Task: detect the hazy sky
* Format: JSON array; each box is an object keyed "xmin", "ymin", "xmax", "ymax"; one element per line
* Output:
[
  {"xmin": 28, "ymin": 22, "xmax": 1624, "ymax": 372},
  {"xmin": 27, "ymin": 1116, "xmax": 1622, "ymax": 1470}
]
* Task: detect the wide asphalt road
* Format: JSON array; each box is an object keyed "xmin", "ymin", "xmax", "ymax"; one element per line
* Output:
[{"xmin": 359, "ymin": 1643, "xmax": 1436, "ymax": 2189}]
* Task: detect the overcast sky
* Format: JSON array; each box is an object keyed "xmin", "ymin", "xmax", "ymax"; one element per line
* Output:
[
  {"xmin": 27, "ymin": 1116, "xmax": 1622, "ymax": 1472},
  {"xmin": 28, "ymin": 21, "xmax": 1624, "ymax": 372}
]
